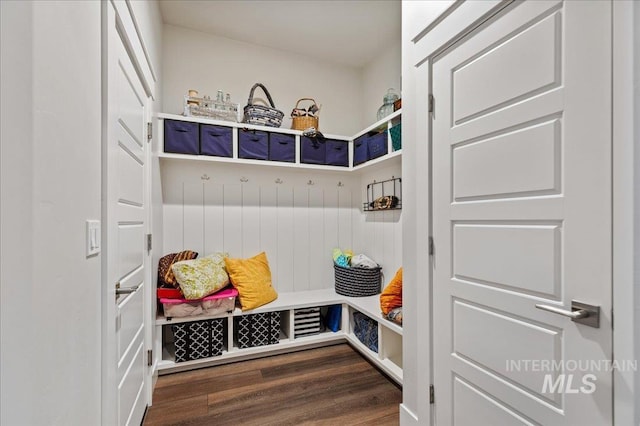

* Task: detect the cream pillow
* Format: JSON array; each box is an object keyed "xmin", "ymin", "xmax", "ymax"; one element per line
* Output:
[{"xmin": 172, "ymin": 252, "xmax": 230, "ymax": 300}]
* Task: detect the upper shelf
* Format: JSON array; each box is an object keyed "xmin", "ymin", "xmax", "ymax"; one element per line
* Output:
[{"xmin": 156, "ymin": 110, "xmax": 401, "ymax": 173}]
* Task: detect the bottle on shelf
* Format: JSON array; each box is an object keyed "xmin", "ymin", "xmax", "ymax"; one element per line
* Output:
[{"xmin": 376, "ymin": 88, "xmax": 400, "ymax": 121}]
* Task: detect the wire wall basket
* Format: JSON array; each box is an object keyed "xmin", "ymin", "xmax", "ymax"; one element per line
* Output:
[{"xmin": 363, "ymin": 176, "xmax": 402, "ymax": 211}]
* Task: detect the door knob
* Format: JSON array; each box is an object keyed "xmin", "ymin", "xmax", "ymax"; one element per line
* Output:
[
  {"xmin": 115, "ymin": 282, "xmax": 141, "ymax": 295},
  {"xmin": 535, "ymin": 300, "xmax": 600, "ymax": 328}
]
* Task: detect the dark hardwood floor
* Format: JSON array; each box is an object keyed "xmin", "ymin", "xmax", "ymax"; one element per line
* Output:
[{"xmin": 144, "ymin": 343, "xmax": 402, "ymax": 426}]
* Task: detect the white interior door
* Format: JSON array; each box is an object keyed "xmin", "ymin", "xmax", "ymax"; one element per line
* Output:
[
  {"xmin": 104, "ymin": 3, "xmax": 150, "ymax": 425},
  {"xmin": 432, "ymin": 1, "xmax": 612, "ymax": 424}
]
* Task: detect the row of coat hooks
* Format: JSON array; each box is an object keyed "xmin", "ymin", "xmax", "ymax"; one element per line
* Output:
[{"xmin": 200, "ymin": 174, "xmax": 345, "ymax": 187}]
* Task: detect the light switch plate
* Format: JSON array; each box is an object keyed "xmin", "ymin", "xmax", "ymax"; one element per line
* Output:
[{"xmin": 86, "ymin": 220, "xmax": 101, "ymax": 257}]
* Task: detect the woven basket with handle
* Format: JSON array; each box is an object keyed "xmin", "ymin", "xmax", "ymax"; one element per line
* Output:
[
  {"xmin": 291, "ymin": 98, "xmax": 320, "ymax": 131},
  {"xmin": 242, "ymin": 83, "xmax": 284, "ymax": 128}
]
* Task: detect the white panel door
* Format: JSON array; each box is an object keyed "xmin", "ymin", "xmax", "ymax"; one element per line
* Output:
[
  {"xmin": 432, "ymin": 1, "xmax": 612, "ymax": 425},
  {"xmin": 105, "ymin": 4, "xmax": 150, "ymax": 425}
]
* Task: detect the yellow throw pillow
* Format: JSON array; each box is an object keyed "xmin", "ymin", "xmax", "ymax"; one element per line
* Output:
[
  {"xmin": 224, "ymin": 252, "xmax": 278, "ymax": 311},
  {"xmin": 380, "ymin": 267, "xmax": 402, "ymax": 315}
]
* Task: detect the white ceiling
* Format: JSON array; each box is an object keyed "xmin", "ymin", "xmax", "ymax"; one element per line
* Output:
[{"xmin": 158, "ymin": 0, "xmax": 401, "ymax": 68}]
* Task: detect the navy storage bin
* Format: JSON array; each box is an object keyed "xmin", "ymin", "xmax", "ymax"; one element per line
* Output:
[
  {"xmin": 200, "ymin": 124, "xmax": 232, "ymax": 158},
  {"xmin": 352, "ymin": 311, "xmax": 378, "ymax": 353},
  {"xmin": 164, "ymin": 120, "xmax": 199, "ymax": 155},
  {"xmin": 239, "ymin": 130, "xmax": 268, "ymax": 160},
  {"xmin": 325, "ymin": 139, "xmax": 349, "ymax": 167},
  {"xmin": 353, "ymin": 135, "xmax": 368, "ymax": 166},
  {"xmin": 269, "ymin": 133, "xmax": 295, "ymax": 163},
  {"xmin": 367, "ymin": 131, "xmax": 388, "ymax": 160},
  {"xmin": 301, "ymin": 136, "xmax": 326, "ymax": 165}
]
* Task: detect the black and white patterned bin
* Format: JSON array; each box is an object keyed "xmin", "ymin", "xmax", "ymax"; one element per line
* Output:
[
  {"xmin": 171, "ymin": 318, "xmax": 225, "ymax": 363},
  {"xmin": 234, "ymin": 311, "xmax": 281, "ymax": 349}
]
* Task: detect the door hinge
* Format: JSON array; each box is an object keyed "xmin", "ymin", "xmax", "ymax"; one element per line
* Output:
[
  {"xmin": 147, "ymin": 122, "xmax": 152, "ymax": 142},
  {"xmin": 147, "ymin": 349, "xmax": 153, "ymax": 367},
  {"xmin": 429, "ymin": 237, "xmax": 435, "ymax": 256},
  {"xmin": 430, "ymin": 384, "xmax": 435, "ymax": 404},
  {"xmin": 428, "ymin": 94, "xmax": 435, "ymax": 115},
  {"xmin": 146, "ymin": 234, "xmax": 152, "ymax": 252}
]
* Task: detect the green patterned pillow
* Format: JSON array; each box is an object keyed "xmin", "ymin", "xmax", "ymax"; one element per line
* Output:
[{"xmin": 171, "ymin": 253, "xmax": 230, "ymax": 300}]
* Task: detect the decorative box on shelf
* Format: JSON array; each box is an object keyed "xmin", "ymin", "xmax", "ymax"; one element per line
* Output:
[
  {"xmin": 171, "ymin": 318, "xmax": 226, "ymax": 362},
  {"xmin": 183, "ymin": 93, "xmax": 238, "ymax": 122},
  {"xmin": 294, "ymin": 307, "xmax": 322, "ymax": 338},
  {"xmin": 234, "ymin": 311, "xmax": 281, "ymax": 349}
]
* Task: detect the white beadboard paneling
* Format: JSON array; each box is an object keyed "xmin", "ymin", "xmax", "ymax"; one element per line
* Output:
[
  {"xmin": 338, "ymin": 188, "xmax": 353, "ymax": 250},
  {"xmin": 159, "ymin": 162, "xmax": 401, "ymax": 294},
  {"xmin": 324, "ymin": 189, "xmax": 340, "ymax": 289},
  {"xmin": 183, "ymin": 182, "xmax": 204, "ymax": 254},
  {"xmin": 260, "ymin": 186, "xmax": 279, "ymax": 286},
  {"xmin": 293, "ymin": 187, "xmax": 310, "ymax": 291},
  {"xmin": 276, "ymin": 185, "xmax": 294, "ymax": 292},
  {"xmin": 308, "ymin": 187, "xmax": 325, "ymax": 290},
  {"xmin": 162, "ymin": 183, "xmax": 184, "ymax": 253},
  {"xmin": 223, "ymin": 184, "xmax": 242, "ymax": 257},
  {"xmin": 203, "ymin": 183, "xmax": 224, "ymax": 254},
  {"xmin": 241, "ymin": 184, "xmax": 261, "ymax": 257}
]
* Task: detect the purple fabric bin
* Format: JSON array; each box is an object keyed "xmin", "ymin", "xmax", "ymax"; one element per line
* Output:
[
  {"xmin": 200, "ymin": 124, "xmax": 232, "ymax": 157},
  {"xmin": 164, "ymin": 120, "xmax": 199, "ymax": 155},
  {"xmin": 301, "ymin": 137, "xmax": 326, "ymax": 165},
  {"xmin": 353, "ymin": 135, "xmax": 368, "ymax": 166},
  {"xmin": 367, "ymin": 131, "xmax": 388, "ymax": 160},
  {"xmin": 239, "ymin": 130, "xmax": 268, "ymax": 160},
  {"xmin": 325, "ymin": 139, "xmax": 349, "ymax": 167},
  {"xmin": 269, "ymin": 133, "xmax": 295, "ymax": 163}
]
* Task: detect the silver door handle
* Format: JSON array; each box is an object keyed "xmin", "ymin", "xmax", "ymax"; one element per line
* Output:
[
  {"xmin": 535, "ymin": 300, "xmax": 600, "ymax": 328},
  {"xmin": 115, "ymin": 283, "xmax": 141, "ymax": 295}
]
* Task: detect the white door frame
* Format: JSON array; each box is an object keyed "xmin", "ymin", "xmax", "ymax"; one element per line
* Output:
[
  {"xmin": 101, "ymin": 0, "xmax": 157, "ymax": 424},
  {"xmin": 400, "ymin": 1, "xmax": 636, "ymax": 424}
]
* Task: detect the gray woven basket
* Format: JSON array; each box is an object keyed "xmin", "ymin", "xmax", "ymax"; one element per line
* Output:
[{"xmin": 334, "ymin": 264, "xmax": 382, "ymax": 297}]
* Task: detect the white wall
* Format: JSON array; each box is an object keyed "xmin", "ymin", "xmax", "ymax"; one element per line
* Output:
[
  {"xmin": 162, "ymin": 25, "xmax": 363, "ymax": 135},
  {"xmin": 1, "ymin": 1, "xmax": 34, "ymax": 422},
  {"xmin": 1, "ymin": 1, "xmax": 102, "ymax": 424},
  {"xmin": 360, "ymin": 42, "xmax": 402, "ymax": 127}
]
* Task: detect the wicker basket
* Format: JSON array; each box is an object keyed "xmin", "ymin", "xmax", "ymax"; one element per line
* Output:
[
  {"xmin": 334, "ymin": 264, "xmax": 382, "ymax": 297},
  {"xmin": 291, "ymin": 98, "xmax": 319, "ymax": 131}
]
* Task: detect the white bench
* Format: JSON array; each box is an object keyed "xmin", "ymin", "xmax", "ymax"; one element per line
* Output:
[{"xmin": 156, "ymin": 288, "xmax": 403, "ymax": 384}]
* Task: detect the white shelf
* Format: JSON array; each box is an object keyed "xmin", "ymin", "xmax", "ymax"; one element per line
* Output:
[
  {"xmin": 158, "ymin": 152, "xmax": 352, "ymax": 173},
  {"xmin": 158, "ymin": 112, "xmax": 348, "ymax": 141},
  {"xmin": 156, "ymin": 288, "xmax": 403, "ymax": 383},
  {"xmin": 156, "ymin": 288, "xmax": 345, "ymax": 325},
  {"xmin": 156, "ymin": 110, "xmax": 402, "ymax": 174},
  {"xmin": 342, "ymin": 293, "xmax": 403, "ymax": 336},
  {"xmin": 158, "ymin": 330, "xmax": 345, "ymax": 374},
  {"xmin": 351, "ymin": 109, "xmax": 402, "ymax": 140}
]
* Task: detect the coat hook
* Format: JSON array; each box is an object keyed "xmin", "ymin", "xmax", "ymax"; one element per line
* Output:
[
  {"xmin": 275, "ymin": 178, "xmax": 283, "ymax": 184},
  {"xmin": 337, "ymin": 181, "xmax": 344, "ymax": 187},
  {"xmin": 307, "ymin": 180, "xmax": 315, "ymax": 186},
  {"xmin": 201, "ymin": 174, "xmax": 210, "ymax": 181},
  {"xmin": 240, "ymin": 176, "xmax": 249, "ymax": 183}
]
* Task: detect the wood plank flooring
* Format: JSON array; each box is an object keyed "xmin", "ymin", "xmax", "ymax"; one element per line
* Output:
[{"xmin": 144, "ymin": 343, "xmax": 402, "ymax": 426}]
